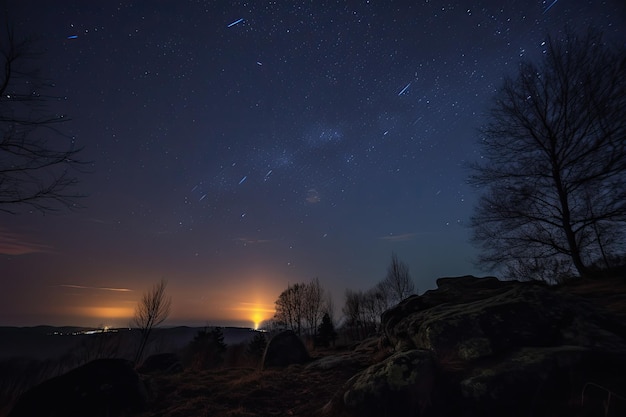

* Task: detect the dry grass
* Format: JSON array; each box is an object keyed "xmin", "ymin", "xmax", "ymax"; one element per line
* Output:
[{"xmin": 137, "ymin": 348, "xmax": 367, "ymax": 417}]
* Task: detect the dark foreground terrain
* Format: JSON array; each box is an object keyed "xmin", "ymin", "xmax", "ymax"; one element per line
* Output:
[
  {"xmin": 4, "ymin": 275, "xmax": 626, "ymax": 417},
  {"xmin": 135, "ymin": 346, "xmax": 373, "ymax": 417}
]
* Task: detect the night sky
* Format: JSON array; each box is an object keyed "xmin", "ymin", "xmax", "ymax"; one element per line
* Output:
[{"xmin": 1, "ymin": 1, "xmax": 625, "ymax": 328}]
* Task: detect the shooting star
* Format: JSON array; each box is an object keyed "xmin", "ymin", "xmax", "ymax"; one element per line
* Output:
[
  {"xmin": 199, "ymin": 194, "xmax": 207, "ymax": 202},
  {"xmin": 398, "ymin": 82, "xmax": 411, "ymax": 96},
  {"xmin": 227, "ymin": 18, "xmax": 244, "ymax": 28},
  {"xmin": 542, "ymin": 0, "xmax": 558, "ymax": 14},
  {"xmin": 238, "ymin": 175, "xmax": 247, "ymax": 185},
  {"xmin": 58, "ymin": 284, "xmax": 132, "ymax": 292},
  {"xmin": 67, "ymin": 35, "xmax": 78, "ymax": 39}
]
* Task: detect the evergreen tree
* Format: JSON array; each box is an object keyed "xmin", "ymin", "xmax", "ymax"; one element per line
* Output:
[
  {"xmin": 316, "ymin": 313, "xmax": 337, "ymax": 347},
  {"xmin": 246, "ymin": 331, "xmax": 267, "ymax": 362},
  {"xmin": 186, "ymin": 327, "xmax": 227, "ymax": 369}
]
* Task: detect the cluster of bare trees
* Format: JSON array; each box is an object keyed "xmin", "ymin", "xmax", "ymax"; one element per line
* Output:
[
  {"xmin": 273, "ymin": 278, "xmax": 330, "ymax": 337},
  {"xmin": 471, "ymin": 28, "xmax": 626, "ymax": 280},
  {"xmin": 342, "ymin": 253, "xmax": 416, "ymax": 339}
]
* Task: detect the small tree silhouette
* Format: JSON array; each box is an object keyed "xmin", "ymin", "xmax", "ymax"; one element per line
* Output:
[
  {"xmin": 381, "ymin": 252, "xmax": 415, "ymax": 305},
  {"xmin": 132, "ymin": 279, "xmax": 171, "ymax": 365},
  {"xmin": 186, "ymin": 327, "xmax": 227, "ymax": 369},
  {"xmin": 316, "ymin": 313, "xmax": 337, "ymax": 348},
  {"xmin": 246, "ymin": 332, "xmax": 267, "ymax": 363}
]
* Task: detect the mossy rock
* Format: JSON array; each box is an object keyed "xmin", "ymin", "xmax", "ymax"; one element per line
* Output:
[{"xmin": 340, "ymin": 349, "xmax": 436, "ymax": 417}]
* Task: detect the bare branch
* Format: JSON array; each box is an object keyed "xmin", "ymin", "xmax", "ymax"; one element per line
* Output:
[{"xmin": 0, "ymin": 11, "xmax": 86, "ymax": 213}]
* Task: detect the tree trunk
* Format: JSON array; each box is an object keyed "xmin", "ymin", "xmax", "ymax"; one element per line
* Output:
[{"xmin": 552, "ymin": 163, "xmax": 590, "ymax": 277}]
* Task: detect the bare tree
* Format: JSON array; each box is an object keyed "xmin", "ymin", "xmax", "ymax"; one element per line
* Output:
[
  {"xmin": 360, "ymin": 289, "xmax": 379, "ymax": 329},
  {"xmin": 133, "ymin": 279, "xmax": 172, "ymax": 364},
  {"xmin": 274, "ymin": 278, "xmax": 326, "ymax": 337},
  {"xmin": 470, "ymin": 28, "xmax": 626, "ymax": 279},
  {"xmin": 0, "ymin": 14, "xmax": 84, "ymax": 213},
  {"xmin": 274, "ymin": 282, "xmax": 306, "ymax": 335},
  {"xmin": 302, "ymin": 277, "xmax": 324, "ymax": 338},
  {"xmin": 322, "ymin": 291, "xmax": 336, "ymax": 325},
  {"xmin": 372, "ymin": 282, "xmax": 392, "ymax": 319},
  {"xmin": 342, "ymin": 289, "xmax": 362, "ymax": 339},
  {"xmin": 381, "ymin": 252, "xmax": 415, "ymax": 304},
  {"xmin": 342, "ymin": 289, "xmax": 373, "ymax": 340}
]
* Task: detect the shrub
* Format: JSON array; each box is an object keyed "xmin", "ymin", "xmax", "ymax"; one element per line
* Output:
[
  {"xmin": 184, "ymin": 327, "xmax": 227, "ymax": 370},
  {"xmin": 246, "ymin": 332, "xmax": 267, "ymax": 364}
]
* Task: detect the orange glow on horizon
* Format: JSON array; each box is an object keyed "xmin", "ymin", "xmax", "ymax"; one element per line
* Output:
[
  {"xmin": 217, "ymin": 276, "xmax": 280, "ymax": 329},
  {"xmin": 230, "ymin": 303, "xmax": 275, "ymax": 329},
  {"xmin": 76, "ymin": 306, "xmax": 135, "ymax": 321},
  {"xmin": 54, "ymin": 274, "xmax": 283, "ymax": 328}
]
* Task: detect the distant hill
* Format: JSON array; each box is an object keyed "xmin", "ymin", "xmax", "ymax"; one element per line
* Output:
[
  {"xmin": 0, "ymin": 326, "xmax": 91, "ymax": 360},
  {"xmin": 0, "ymin": 326, "xmax": 259, "ymax": 361}
]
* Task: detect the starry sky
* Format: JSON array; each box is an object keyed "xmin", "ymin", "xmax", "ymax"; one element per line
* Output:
[{"xmin": 1, "ymin": 1, "xmax": 625, "ymax": 328}]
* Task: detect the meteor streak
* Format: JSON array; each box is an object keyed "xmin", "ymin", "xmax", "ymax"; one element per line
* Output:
[
  {"xmin": 228, "ymin": 18, "xmax": 244, "ymax": 28},
  {"xmin": 398, "ymin": 82, "xmax": 411, "ymax": 96}
]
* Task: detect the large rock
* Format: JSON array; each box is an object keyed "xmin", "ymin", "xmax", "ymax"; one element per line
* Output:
[
  {"xmin": 326, "ymin": 276, "xmax": 626, "ymax": 417},
  {"xmin": 382, "ymin": 276, "xmax": 626, "ymax": 357},
  {"xmin": 9, "ymin": 358, "xmax": 147, "ymax": 417},
  {"xmin": 323, "ymin": 349, "xmax": 437, "ymax": 417},
  {"xmin": 262, "ymin": 330, "xmax": 310, "ymax": 368}
]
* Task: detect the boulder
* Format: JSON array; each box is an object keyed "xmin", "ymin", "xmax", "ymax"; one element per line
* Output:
[
  {"xmin": 262, "ymin": 330, "xmax": 310, "ymax": 368},
  {"xmin": 9, "ymin": 358, "xmax": 147, "ymax": 417},
  {"xmin": 335, "ymin": 349, "xmax": 437, "ymax": 417}
]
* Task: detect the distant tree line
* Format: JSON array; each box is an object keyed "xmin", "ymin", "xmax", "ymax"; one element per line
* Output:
[
  {"xmin": 271, "ymin": 252, "xmax": 416, "ymax": 344},
  {"xmin": 342, "ymin": 253, "xmax": 415, "ymax": 340}
]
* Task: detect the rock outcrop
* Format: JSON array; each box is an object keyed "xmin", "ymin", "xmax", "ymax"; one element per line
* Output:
[
  {"xmin": 325, "ymin": 276, "xmax": 626, "ymax": 417},
  {"xmin": 9, "ymin": 358, "xmax": 147, "ymax": 417},
  {"xmin": 262, "ymin": 330, "xmax": 310, "ymax": 369}
]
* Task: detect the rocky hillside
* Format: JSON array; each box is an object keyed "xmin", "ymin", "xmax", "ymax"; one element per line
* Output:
[
  {"xmin": 324, "ymin": 275, "xmax": 626, "ymax": 417},
  {"xmin": 6, "ymin": 275, "xmax": 626, "ymax": 417}
]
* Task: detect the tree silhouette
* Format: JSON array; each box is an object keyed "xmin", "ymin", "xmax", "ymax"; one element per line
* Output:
[
  {"xmin": 274, "ymin": 278, "xmax": 326, "ymax": 337},
  {"xmin": 0, "ymin": 14, "xmax": 84, "ymax": 213},
  {"xmin": 274, "ymin": 282, "xmax": 306, "ymax": 335},
  {"xmin": 133, "ymin": 279, "xmax": 171, "ymax": 364},
  {"xmin": 316, "ymin": 313, "xmax": 337, "ymax": 348},
  {"xmin": 303, "ymin": 277, "xmax": 323, "ymax": 338},
  {"xmin": 470, "ymin": 28, "xmax": 626, "ymax": 279},
  {"xmin": 381, "ymin": 252, "xmax": 415, "ymax": 304},
  {"xmin": 186, "ymin": 327, "xmax": 227, "ymax": 369},
  {"xmin": 342, "ymin": 289, "xmax": 368, "ymax": 340},
  {"xmin": 246, "ymin": 331, "xmax": 267, "ymax": 362}
]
